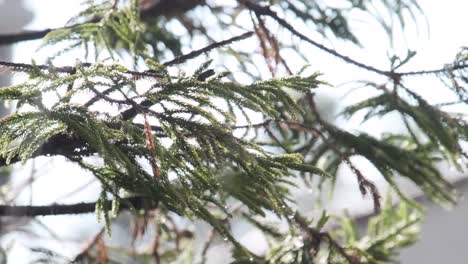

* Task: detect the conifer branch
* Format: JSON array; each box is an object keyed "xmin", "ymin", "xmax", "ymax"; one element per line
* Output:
[
  {"xmin": 0, "ymin": 60, "xmax": 163, "ymax": 79},
  {"xmin": 0, "ymin": 134, "xmax": 89, "ymax": 168},
  {"xmin": 0, "ymin": 196, "xmax": 155, "ymax": 217}
]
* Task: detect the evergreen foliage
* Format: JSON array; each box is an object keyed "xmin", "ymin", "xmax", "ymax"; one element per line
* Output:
[{"xmin": 0, "ymin": 0, "xmax": 466, "ymax": 263}]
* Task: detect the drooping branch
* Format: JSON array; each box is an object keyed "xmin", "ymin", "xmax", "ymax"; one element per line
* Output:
[
  {"xmin": 0, "ymin": 196, "xmax": 155, "ymax": 217},
  {"xmin": 71, "ymin": 228, "xmax": 106, "ymax": 263},
  {"xmin": 0, "ymin": 119, "xmax": 269, "ymax": 169},
  {"xmin": 0, "ymin": 134, "xmax": 90, "ymax": 168},
  {"xmin": 306, "ymin": 93, "xmax": 381, "ymax": 212}
]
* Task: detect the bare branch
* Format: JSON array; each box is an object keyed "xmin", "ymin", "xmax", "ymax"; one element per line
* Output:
[
  {"xmin": 0, "ymin": 196, "xmax": 156, "ymax": 217},
  {"xmin": 398, "ymin": 63, "xmax": 468, "ymax": 76},
  {"xmin": 163, "ymin": 31, "xmax": 253, "ymax": 66}
]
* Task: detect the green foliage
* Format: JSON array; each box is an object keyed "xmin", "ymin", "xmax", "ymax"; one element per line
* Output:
[
  {"xmin": 338, "ymin": 197, "xmax": 421, "ymax": 263},
  {"xmin": 0, "ymin": 112, "xmax": 66, "ymax": 164},
  {"xmin": 41, "ymin": 0, "xmax": 150, "ymax": 59}
]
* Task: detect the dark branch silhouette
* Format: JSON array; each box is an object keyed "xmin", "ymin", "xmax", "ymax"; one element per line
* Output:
[{"xmin": 0, "ymin": 196, "xmax": 156, "ymax": 217}]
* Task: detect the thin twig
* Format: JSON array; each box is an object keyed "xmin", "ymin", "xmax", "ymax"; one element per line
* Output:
[
  {"xmin": 200, "ymin": 228, "xmax": 216, "ymax": 263},
  {"xmin": 143, "ymin": 114, "xmax": 161, "ymax": 178},
  {"xmin": 398, "ymin": 63, "xmax": 468, "ymax": 76},
  {"xmin": 294, "ymin": 213, "xmax": 359, "ymax": 264},
  {"xmin": 152, "ymin": 226, "xmax": 161, "ymax": 264},
  {"xmin": 163, "ymin": 31, "xmax": 254, "ymax": 66},
  {"xmin": 306, "ymin": 93, "xmax": 381, "ymax": 213}
]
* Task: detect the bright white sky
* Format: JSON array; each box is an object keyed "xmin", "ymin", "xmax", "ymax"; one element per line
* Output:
[{"xmin": 1, "ymin": 0, "xmax": 467, "ymax": 262}]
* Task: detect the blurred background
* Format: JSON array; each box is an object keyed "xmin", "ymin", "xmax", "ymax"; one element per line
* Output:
[{"xmin": 0, "ymin": 0, "xmax": 467, "ymax": 263}]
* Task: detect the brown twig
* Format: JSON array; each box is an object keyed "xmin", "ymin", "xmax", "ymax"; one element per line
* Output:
[
  {"xmin": 71, "ymin": 228, "xmax": 106, "ymax": 263},
  {"xmin": 143, "ymin": 114, "xmax": 161, "ymax": 178},
  {"xmin": 305, "ymin": 93, "xmax": 381, "ymax": 213},
  {"xmin": 253, "ymin": 12, "xmax": 293, "ymax": 75},
  {"xmin": 294, "ymin": 213, "xmax": 359, "ymax": 264}
]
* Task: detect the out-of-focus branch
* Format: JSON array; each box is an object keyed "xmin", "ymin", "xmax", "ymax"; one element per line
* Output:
[
  {"xmin": 0, "ymin": 0, "xmax": 205, "ymax": 46},
  {"xmin": 0, "ymin": 196, "xmax": 155, "ymax": 217}
]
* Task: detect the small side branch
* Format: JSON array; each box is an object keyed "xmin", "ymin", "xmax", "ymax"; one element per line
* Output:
[
  {"xmin": 0, "ymin": 196, "xmax": 155, "ymax": 217},
  {"xmin": 398, "ymin": 63, "xmax": 468, "ymax": 76},
  {"xmin": 71, "ymin": 227, "xmax": 106, "ymax": 263},
  {"xmin": 294, "ymin": 213, "xmax": 359, "ymax": 264},
  {"xmin": 163, "ymin": 31, "xmax": 253, "ymax": 66}
]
